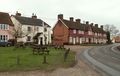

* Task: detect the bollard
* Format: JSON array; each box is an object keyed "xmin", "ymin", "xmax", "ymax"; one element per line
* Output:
[
  {"xmin": 16, "ymin": 55, "xmax": 20, "ymax": 65},
  {"xmin": 42, "ymin": 55, "xmax": 47, "ymax": 64}
]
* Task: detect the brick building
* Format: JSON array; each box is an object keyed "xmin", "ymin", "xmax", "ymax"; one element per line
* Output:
[
  {"xmin": 53, "ymin": 14, "xmax": 107, "ymax": 45},
  {"xmin": 112, "ymin": 36, "xmax": 120, "ymax": 43}
]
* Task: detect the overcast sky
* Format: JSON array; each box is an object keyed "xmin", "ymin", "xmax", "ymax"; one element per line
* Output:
[{"xmin": 0, "ymin": 0, "xmax": 120, "ymax": 30}]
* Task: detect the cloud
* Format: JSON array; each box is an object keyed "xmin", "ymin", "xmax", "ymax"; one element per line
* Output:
[{"xmin": 0, "ymin": 0, "xmax": 120, "ymax": 29}]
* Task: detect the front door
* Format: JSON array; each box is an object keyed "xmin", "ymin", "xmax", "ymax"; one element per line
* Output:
[
  {"xmin": 89, "ymin": 38, "xmax": 91, "ymax": 43},
  {"xmin": 40, "ymin": 37, "xmax": 43, "ymax": 45}
]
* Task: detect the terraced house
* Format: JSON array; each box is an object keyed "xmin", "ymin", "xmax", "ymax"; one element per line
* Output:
[
  {"xmin": 11, "ymin": 12, "xmax": 51, "ymax": 45},
  {"xmin": 0, "ymin": 12, "xmax": 14, "ymax": 42},
  {"xmin": 53, "ymin": 14, "xmax": 107, "ymax": 45}
]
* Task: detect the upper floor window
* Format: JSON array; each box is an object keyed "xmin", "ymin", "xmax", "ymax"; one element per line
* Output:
[
  {"xmin": 0, "ymin": 24, "xmax": 9, "ymax": 30},
  {"xmin": 44, "ymin": 27, "xmax": 47, "ymax": 32},
  {"xmin": 73, "ymin": 29, "xmax": 76, "ymax": 34},
  {"xmin": 78, "ymin": 30, "xmax": 81, "ymax": 34},
  {"xmin": 88, "ymin": 31, "xmax": 92, "ymax": 35},
  {"xmin": 28, "ymin": 27, "xmax": 32, "ymax": 31},
  {"xmin": 104, "ymin": 34, "xmax": 106, "ymax": 37},
  {"xmin": 95, "ymin": 33, "xmax": 97, "ymax": 36},
  {"xmin": 81, "ymin": 31, "xmax": 84, "ymax": 34}
]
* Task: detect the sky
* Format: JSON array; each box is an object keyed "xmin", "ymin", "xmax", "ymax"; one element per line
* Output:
[{"xmin": 0, "ymin": 0, "xmax": 120, "ymax": 30}]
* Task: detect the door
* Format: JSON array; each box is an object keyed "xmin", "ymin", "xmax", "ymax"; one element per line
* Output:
[{"xmin": 40, "ymin": 37, "xmax": 43, "ymax": 45}]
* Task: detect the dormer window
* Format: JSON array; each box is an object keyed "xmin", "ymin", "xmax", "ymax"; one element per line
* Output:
[
  {"xmin": 78, "ymin": 30, "xmax": 81, "ymax": 34},
  {"xmin": 88, "ymin": 31, "xmax": 92, "ymax": 35},
  {"xmin": 73, "ymin": 29, "xmax": 76, "ymax": 34}
]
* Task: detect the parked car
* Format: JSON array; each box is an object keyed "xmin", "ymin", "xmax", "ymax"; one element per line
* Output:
[{"xmin": 0, "ymin": 42, "xmax": 12, "ymax": 47}]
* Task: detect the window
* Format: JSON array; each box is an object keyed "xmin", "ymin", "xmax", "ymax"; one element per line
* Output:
[
  {"xmin": 76, "ymin": 37, "xmax": 79, "ymax": 43},
  {"xmin": 81, "ymin": 31, "xmax": 84, "ymax": 34},
  {"xmin": 73, "ymin": 30, "xmax": 76, "ymax": 34},
  {"xmin": 44, "ymin": 27, "xmax": 47, "ymax": 32},
  {"xmin": 104, "ymin": 34, "xmax": 106, "ymax": 37},
  {"xmin": 69, "ymin": 37, "xmax": 72, "ymax": 43},
  {"xmin": 27, "ymin": 36, "xmax": 31, "ymax": 41},
  {"xmin": 78, "ymin": 30, "xmax": 81, "ymax": 34},
  {"xmin": 0, "ymin": 24, "xmax": 9, "ymax": 30},
  {"xmin": 82, "ymin": 37, "xmax": 85, "ymax": 42},
  {"xmin": 88, "ymin": 31, "xmax": 92, "ymax": 35},
  {"xmin": 95, "ymin": 33, "xmax": 97, "ymax": 36},
  {"xmin": 0, "ymin": 35, "xmax": 8, "ymax": 42},
  {"xmin": 28, "ymin": 27, "xmax": 31, "ymax": 31}
]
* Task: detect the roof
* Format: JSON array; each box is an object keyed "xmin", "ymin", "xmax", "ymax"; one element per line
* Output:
[
  {"xmin": 61, "ymin": 19, "xmax": 106, "ymax": 34},
  {"xmin": 0, "ymin": 12, "xmax": 13, "ymax": 26},
  {"xmin": 63, "ymin": 19, "xmax": 85, "ymax": 31},
  {"xmin": 13, "ymin": 15, "xmax": 50, "ymax": 27}
]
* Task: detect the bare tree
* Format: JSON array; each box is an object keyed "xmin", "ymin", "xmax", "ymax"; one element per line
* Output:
[
  {"xmin": 10, "ymin": 25, "xmax": 30, "ymax": 43},
  {"xmin": 104, "ymin": 24, "xmax": 119, "ymax": 37}
]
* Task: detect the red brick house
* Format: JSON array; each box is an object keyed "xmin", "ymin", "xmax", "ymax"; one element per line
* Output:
[{"xmin": 53, "ymin": 14, "xmax": 107, "ymax": 45}]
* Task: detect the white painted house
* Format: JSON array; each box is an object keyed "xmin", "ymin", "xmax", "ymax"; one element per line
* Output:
[{"xmin": 11, "ymin": 12, "xmax": 51, "ymax": 45}]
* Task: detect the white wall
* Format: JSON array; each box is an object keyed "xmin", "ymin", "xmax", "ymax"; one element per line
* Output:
[{"xmin": 11, "ymin": 16, "xmax": 52, "ymax": 44}]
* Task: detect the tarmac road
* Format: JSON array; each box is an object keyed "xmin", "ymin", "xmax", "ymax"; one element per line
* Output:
[{"xmin": 82, "ymin": 44, "xmax": 120, "ymax": 76}]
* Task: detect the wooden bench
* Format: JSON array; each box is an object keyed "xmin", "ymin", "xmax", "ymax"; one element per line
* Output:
[{"xmin": 32, "ymin": 45, "xmax": 49, "ymax": 55}]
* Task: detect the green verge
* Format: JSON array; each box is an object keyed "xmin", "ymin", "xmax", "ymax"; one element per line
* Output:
[
  {"xmin": 80, "ymin": 43, "xmax": 108, "ymax": 46},
  {"xmin": 0, "ymin": 46, "xmax": 75, "ymax": 72}
]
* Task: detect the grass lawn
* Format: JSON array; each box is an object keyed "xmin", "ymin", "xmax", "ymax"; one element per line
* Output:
[{"xmin": 0, "ymin": 46, "xmax": 75, "ymax": 72}]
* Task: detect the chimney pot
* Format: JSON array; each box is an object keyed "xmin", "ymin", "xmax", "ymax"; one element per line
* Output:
[
  {"xmin": 16, "ymin": 11, "xmax": 21, "ymax": 16},
  {"xmin": 32, "ymin": 13, "xmax": 37, "ymax": 19}
]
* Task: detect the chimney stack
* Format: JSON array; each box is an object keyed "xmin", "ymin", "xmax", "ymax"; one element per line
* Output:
[
  {"xmin": 70, "ymin": 17, "xmax": 74, "ymax": 22},
  {"xmin": 95, "ymin": 24, "xmax": 98, "ymax": 28},
  {"xmin": 90, "ymin": 23, "xmax": 93, "ymax": 26},
  {"xmin": 86, "ymin": 21, "xmax": 89, "ymax": 25},
  {"xmin": 76, "ymin": 19, "xmax": 81, "ymax": 24},
  {"xmin": 32, "ymin": 13, "xmax": 37, "ymax": 19},
  {"xmin": 101, "ymin": 25, "xmax": 103, "ymax": 29},
  {"xmin": 58, "ymin": 14, "xmax": 63, "ymax": 20},
  {"xmin": 16, "ymin": 11, "xmax": 21, "ymax": 16}
]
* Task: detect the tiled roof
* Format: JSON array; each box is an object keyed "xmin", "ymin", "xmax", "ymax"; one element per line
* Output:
[
  {"xmin": 61, "ymin": 19, "xmax": 106, "ymax": 33},
  {"xmin": 13, "ymin": 15, "xmax": 50, "ymax": 27},
  {"xmin": 63, "ymin": 19, "xmax": 85, "ymax": 31},
  {"xmin": 0, "ymin": 12, "xmax": 13, "ymax": 26}
]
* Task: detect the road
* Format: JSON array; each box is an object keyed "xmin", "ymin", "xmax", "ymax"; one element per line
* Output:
[{"xmin": 82, "ymin": 44, "xmax": 120, "ymax": 76}]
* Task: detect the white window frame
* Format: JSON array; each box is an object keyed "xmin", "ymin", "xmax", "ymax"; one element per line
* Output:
[
  {"xmin": 73, "ymin": 29, "xmax": 76, "ymax": 34},
  {"xmin": 69, "ymin": 37, "xmax": 72, "ymax": 43},
  {"xmin": 76, "ymin": 37, "xmax": 79, "ymax": 43}
]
